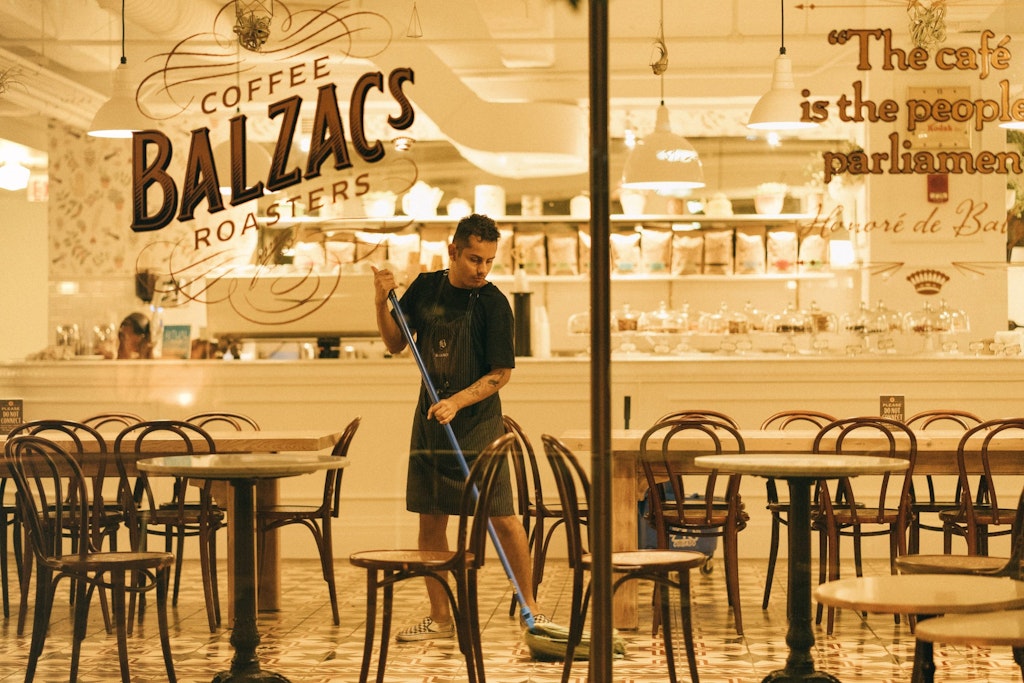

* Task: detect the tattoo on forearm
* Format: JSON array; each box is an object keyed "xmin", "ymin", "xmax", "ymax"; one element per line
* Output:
[{"xmin": 462, "ymin": 370, "xmax": 507, "ymax": 401}]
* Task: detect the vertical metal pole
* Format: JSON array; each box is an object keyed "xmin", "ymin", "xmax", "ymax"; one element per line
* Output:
[{"xmin": 587, "ymin": 2, "xmax": 613, "ymax": 682}]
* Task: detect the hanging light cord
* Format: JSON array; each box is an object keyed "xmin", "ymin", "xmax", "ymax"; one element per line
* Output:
[
  {"xmin": 649, "ymin": 0, "xmax": 669, "ymax": 103},
  {"xmin": 119, "ymin": 0, "xmax": 127, "ymax": 65},
  {"xmin": 778, "ymin": 0, "xmax": 787, "ymax": 57}
]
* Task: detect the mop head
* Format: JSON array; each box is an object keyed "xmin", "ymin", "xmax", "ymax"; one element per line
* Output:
[{"xmin": 523, "ymin": 621, "xmax": 627, "ymax": 662}]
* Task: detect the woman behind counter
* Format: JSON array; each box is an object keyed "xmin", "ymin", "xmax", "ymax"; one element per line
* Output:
[{"xmin": 117, "ymin": 312, "xmax": 153, "ymax": 359}]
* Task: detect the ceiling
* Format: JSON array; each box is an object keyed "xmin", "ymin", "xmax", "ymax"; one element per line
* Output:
[{"xmin": 0, "ymin": 0, "xmax": 1017, "ymax": 180}]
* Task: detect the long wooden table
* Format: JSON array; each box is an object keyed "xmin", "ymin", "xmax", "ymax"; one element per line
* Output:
[
  {"xmin": 559, "ymin": 428, "xmax": 1024, "ymax": 629},
  {"xmin": 1, "ymin": 428, "xmax": 343, "ymax": 614}
]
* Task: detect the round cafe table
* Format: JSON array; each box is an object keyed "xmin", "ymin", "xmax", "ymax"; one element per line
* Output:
[
  {"xmin": 694, "ymin": 453, "xmax": 908, "ymax": 683},
  {"xmin": 138, "ymin": 452, "xmax": 349, "ymax": 683}
]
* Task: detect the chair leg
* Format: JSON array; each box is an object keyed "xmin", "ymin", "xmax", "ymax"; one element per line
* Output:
[
  {"xmin": 853, "ymin": 526, "xmax": 864, "ymax": 577},
  {"xmin": 69, "ymin": 574, "xmax": 91, "ymax": 683},
  {"xmin": 109, "ymin": 572, "xmax": 132, "ymax": 683},
  {"xmin": 815, "ymin": 523, "xmax": 827, "ymax": 626},
  {"xmin": 827, "ymin": 525, "xmax": 841, "ymax": 635},
  {"xmin": 155, "ymin": 566, "xmax": 178, "ymax": 683},
  {"xmin": 358, "ymin": 569, "xmax": 379, "ymax": 683},
  {"xmin": 377, "ymin": 572, "xmax": 395, "ymax": 683},
  {"xmin": 463, "ymin": 571, "xmax": 483, "ymax": 683},
  {"xmin": 24, "ymin": 565, "xmax": 51, "ymax": 683},
  {"xmin": 199, "ymin": 522, "xmax": 218, "ymax": 632},
  {"xmin": 319, "ymin": 520, "xmax": 341, "ymax": 626},
  {"xmin": 1012, "ymin": 645, "xmax": 1024, "ymax": 682},
  {"xmin": 209, "ymin": 526, "xmax": 221, "ymax": 627},
  {"xmin": 724, "ymin": 528, "xmax": 743, "ymax": 635},
  {"xmin": 659, "ymin": 573, "xmax": 678, "ymax": 683},
  {"xmin": 18, "ymin": 539, "xmax": 33, "ymax": 636},
  {"xmin": 678, "ymin": 570, "xmax": 700, "ymax": 683},
  {"xmin": 762, "ymin": 510, "xmax": 781, "ymax": 610}
]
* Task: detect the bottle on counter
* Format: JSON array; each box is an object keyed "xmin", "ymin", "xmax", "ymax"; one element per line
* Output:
[{"xmin": 512, "ymin": 264, "xmax": 532, "ymax": 356}]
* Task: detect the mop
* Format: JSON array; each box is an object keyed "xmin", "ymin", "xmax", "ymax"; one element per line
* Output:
[{"xmin": 388, "ymin": 290, "xmax": 620, "ymax": 661}]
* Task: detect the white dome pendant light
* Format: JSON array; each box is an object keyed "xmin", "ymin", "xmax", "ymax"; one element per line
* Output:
[
  {"xmin": 621, "ymin": 0, "xmax": 704, "ymax": 194},
  {"xmin": 747, "ymin": 0, "xmax": 819, "ymax": 132}
]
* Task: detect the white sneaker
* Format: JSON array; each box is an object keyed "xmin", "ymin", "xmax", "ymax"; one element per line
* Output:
[{"xmin": 396, "ymin": 616, "xmax": 455, "ymax": 642}]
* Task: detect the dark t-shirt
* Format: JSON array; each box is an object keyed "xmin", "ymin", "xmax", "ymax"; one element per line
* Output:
[
  {"xmin": 398, "ymin": 270, "xmax": 515, "ymax": 379},
  {"xmin": 397, "ymin": 270, "xmax": 516, "ymax": 515}
]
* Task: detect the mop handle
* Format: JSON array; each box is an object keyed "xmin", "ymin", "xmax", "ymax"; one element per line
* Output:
[{"xmin": 388, "ymin": 290, "xmax": 536, "ymax": 629}]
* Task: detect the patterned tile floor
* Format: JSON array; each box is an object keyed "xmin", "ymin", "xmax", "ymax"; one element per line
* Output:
[{"xmin": 0, "ymin": 556, "xmax": 1019, "ymax": 682}]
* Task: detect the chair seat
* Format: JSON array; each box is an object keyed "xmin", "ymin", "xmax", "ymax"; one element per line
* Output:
[
  {"xmin": 663, "ymin": 509, "xmax": 750, "ymax": 530},
  {"xmin": 813, "ymin": 506, "xmax": 901, "ymax": 526},
  {"xmin": 896, "ymin": 554, "xmax": 1010, "ymax": 574},
  {"xmin": 58, "ymin": 550, "xmax": 175, "ymax": 574},
  {"xmin": 258, "ymin": 504, "xmax": 322, "ymax": 517},
  {"xmin": 939, "ymin": 507, "xmax": 1018, "ymax": 525},
  {"xmin": 586, "ymin": 550, "xmax": 707, "ymax": 571},
  {"xmin": 349, "ymin": 548, "xmax": 473, "ymax": 571},
  {"xmin": 912, "ymin": 499, "xmax": 959, "ymax": 513},
  {"xmin": 915, "ymin": 609, "xmax": 1024, "ymax": 647}
]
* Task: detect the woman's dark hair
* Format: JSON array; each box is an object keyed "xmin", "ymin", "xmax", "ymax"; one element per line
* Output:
[
  {"xmin": 452, "ymin": 213, "xmax": 500, "ymax": 249},
  {"xmin": 122, "ymin": 312, "xmax": 151, "ymax": 339}
]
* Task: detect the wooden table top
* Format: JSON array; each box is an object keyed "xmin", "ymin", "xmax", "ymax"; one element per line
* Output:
[
  {"xmin": 560, "ymin": 428, "xmax": 1021, "ymax": 455},
  {"xmin": 0, "ymin": 429, "xmax": 342, "ymax": 454},
  {"xmin": 815, "ymin": 575, "xmax": 1024, "ymax": 615},
  {"xmin": 694, "ymin": 453, "xmax": 909, "ymax": 478},
  {"xmin": 138, "ymin": 453, "xmax": 349, "ymax": 480}
]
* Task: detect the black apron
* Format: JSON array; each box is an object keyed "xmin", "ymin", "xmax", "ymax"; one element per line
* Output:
[{"xmin": 406, "ymin": 278, "xmax": 511, "ymax": 515}]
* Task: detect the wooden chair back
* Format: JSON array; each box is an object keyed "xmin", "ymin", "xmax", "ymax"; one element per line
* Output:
[
  {"xmin": 812, "ymin": 416, "xmax": 918, "ymax": 531},
  {"xmin": 760, "ymin": 410, "xmax": 836, "ymax": 430},
  {"xmin": 951, "ymin": 418, "xmax": 1024, "ymax": 551}
]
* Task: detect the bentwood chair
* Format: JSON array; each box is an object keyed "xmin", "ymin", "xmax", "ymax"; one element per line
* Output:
[
  {"xmin": 899, "ymin": 485, "xmax": 1024, "ymax": 579},
  {"xmin": 502, "ymin": 415, "xmax": 583, "ymax": 618},
  {"xmin": 543, "ymin": 434, "xmax": 702, "ymax": 683},
  {"xmin": 114, "ymin": 420, "xmax": 225, "ymax": 632},
  {"xmin": 811, "ymin": 416, "xmax": 918, "ymax": 635},
  {"xmin": 657, "ymin": 409, "xmax": 739, "ymax": 428},
  {"xmin": 939, "ymin": 418, "xmax": 1024, "ymax": 555},
  {"xmin": 758, "ymin": 410, "xmax": 836, "ymax": 610},
  {"xmin": 904, "ymin": 409, "xmax": 983, "ymax": 553},
  {"xmin": 7, "ymin": 419, "xmax": 122, "ymax": 635},
  {"xmin": 185, "ymin": 411, "xmax": 260, "ymax": 431},
  {"xmin": 5, "ymin": 434, "xmax": 177, "ymax": 683},
  {"xmin": 349, "ymin": 433, "xmax": 515, "ymax": 683},
  {"xmin": 80, "ymin": 412, "xmax": 145, "ymax": 430},
  {"xmin": 640, "ymin": 416, "xmax": 748, "ymax": 634},
  {"xmin": 256, "ymin": 416, "xmax": 359, "ymax": 625}
]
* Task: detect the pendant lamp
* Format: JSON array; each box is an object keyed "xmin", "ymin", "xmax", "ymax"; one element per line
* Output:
[
  {"xmin": 88, "ymin": 0, "xmax": 150, "ymax": 138},
  {"xmin": 746, "ymin": 0, "xmax": 818, "ymax": 132},
  {"xmin": 621, "ymin": 2, "xmax": 704, "ymax": 194},
  {"xmin": 0, "ymin": 161, "xmax": 30, "ymax": 191}
]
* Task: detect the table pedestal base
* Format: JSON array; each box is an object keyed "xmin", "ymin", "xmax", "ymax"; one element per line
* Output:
[
  {"xmin": 763, "ymin": 669, "xmax": 842, "ymax": 683},
  {"xmin": 211, "ymin": 480, "xmax": 291, "ymax": 683},
  {"xmin": 761, "ymin": 478, "xmax": 841, "ymax": 683},
  {"xmin": 213, "ymin": 668, "xmax": 290, "ymax": 683}
]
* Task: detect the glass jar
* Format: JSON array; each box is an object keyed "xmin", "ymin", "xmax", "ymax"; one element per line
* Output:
[
  {"xmin": 612, "ymin": 303, "xmax": 641, "ymax": 332},
  {"xmin": 639, "ymin": 302, "xmax": 682, "ymax": 333},
  {"xmin": 764, "ymin": 303, "xmax": 809, "ymax": 335}
]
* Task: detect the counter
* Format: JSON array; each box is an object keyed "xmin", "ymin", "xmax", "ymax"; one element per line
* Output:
[{"xmin": 2, "ymin": 355, "xmax": 1022, "ymax": 560}]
